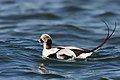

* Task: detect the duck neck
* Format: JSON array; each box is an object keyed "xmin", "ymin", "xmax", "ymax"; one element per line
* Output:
[{"xmin": 43, "ymin": 39, "xmax": 52, "ymax": 49}]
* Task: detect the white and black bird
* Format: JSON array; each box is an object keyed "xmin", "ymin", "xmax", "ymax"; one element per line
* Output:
[{"xmin": 38, "ymin": 22, "xmax": 116, "ymax": 60}]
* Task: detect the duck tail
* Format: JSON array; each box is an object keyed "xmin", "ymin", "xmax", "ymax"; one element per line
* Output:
[{"xmin": 90, "ymin": 21, "xmax": 117, "ymax": 52}]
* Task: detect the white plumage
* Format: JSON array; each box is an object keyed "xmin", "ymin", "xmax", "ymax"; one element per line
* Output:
[
  {"xmin": 38, "ymin": 23, "xmax": 116, "ymax": 60},
  {"xmin": 38, "ymin": 34, "xmax": 94, "ymax": 60}
]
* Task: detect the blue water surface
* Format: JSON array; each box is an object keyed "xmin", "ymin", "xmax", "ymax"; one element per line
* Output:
[{"xmin": 0, "ymin": 0, "xmax": 120, "ymax": 80}]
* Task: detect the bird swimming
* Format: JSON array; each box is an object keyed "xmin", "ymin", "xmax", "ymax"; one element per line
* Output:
[{"xmin": 38, "ymin": 21, "xmax": 116, "ymax": 60}]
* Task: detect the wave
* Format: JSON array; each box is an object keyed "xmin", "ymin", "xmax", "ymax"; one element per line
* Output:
[
  {"xmin": 95, "ymin": 12, "xmax": 119, "ymax": 17},
  {"xmin": 0, "ymin": 0, "xmax": 15, "ymax": 4},
  {"xmin": 59, "ymin": 5, "xmax": 86, "ymax": 12},
  {"xmin": 0, "ymin": 12, "xmax": 61, "ymax": 20}
]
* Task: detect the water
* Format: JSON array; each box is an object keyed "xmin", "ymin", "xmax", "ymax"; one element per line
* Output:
[{"xmin": 0, "ymin": 0, "xmax": 120, "ymax": 80}]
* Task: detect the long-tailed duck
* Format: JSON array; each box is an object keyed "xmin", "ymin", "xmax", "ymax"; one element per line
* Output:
[{"xmin": 38, "ymin": 22, "xmax": 116, "ymax": 60}]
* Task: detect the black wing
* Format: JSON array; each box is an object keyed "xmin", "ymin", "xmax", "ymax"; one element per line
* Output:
[{"xmin": 70, "ymin": 48, "xmax": 91, "ymax": 57}]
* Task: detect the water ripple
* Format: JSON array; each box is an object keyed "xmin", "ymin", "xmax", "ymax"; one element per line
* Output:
[
  {"xmin": 59, "ymin": 5, "xmax": 86, "ymax": 12},
  {"xmin": 95, "ymin": 11, "xmax": 120, "ymax": 17},
  {"xmin": 0, "ymin": 12, "xmax": 60, "ymax": 20},
  {"xmin": 0, "ymin": 0, "xmax": 120, "ymax": 80}
]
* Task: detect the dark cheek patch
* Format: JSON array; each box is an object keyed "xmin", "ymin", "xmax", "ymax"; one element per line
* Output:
[{"xmin": 46, "ymin": 39, "xmax": 52, "ymax": 49}]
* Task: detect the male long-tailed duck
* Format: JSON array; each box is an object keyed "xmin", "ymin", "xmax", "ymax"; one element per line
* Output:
[{"xmin": 38, "ymin": 22, "xmax": 116, "ymax": 60}]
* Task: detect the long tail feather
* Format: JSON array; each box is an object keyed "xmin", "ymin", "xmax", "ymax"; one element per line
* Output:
[{"xmin": 90, "ymin": 21, "xmax": 116, "ymax": 52}]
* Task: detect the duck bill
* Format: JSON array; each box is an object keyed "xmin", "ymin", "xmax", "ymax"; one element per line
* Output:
[{"xmin": 37, "ymin": 39, "xmax": 43, "ymax": 42}]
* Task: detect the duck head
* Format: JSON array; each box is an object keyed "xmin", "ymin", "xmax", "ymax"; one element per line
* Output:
[{"xmin": 38, "ymin": 34, "xmax": 52, "ymax": 49}]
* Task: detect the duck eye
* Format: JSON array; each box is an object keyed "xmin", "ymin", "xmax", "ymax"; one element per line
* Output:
[{"xmin": 40, "ymin": 39, "xmax": 44, "ymax": 43}]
